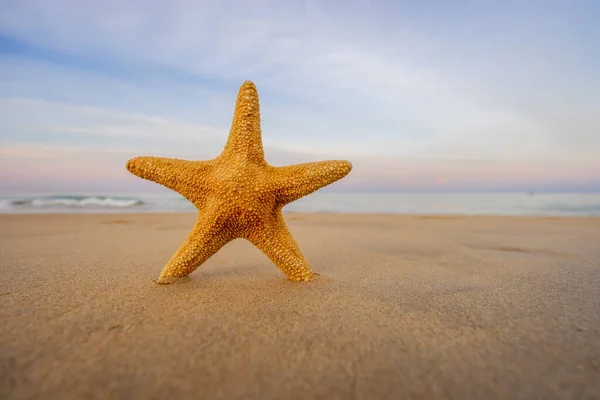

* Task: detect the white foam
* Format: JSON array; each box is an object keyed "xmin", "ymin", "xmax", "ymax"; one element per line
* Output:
[{"xmin": 12, "ymin": 196, "xmax": 143, "ymax": 209}]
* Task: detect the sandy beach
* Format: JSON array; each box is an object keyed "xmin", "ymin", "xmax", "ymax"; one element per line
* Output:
[{"xmin": 1, "ymin": 213, "xmax": 599, "ymax": 399}]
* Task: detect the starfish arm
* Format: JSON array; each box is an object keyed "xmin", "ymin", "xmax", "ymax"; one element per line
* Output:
[
  {"xmin": 246, "ymin": 212, "xmax": 314, "ymax": 281},
  {"xmin": 271, "ymin": 160, "xmax": 352, "ymax": 205},
  {"xmin": 126, "ymin": 156, "xmax": 212, "ymax": 199},
  {"xmin": 221, "ymin": 81, "xmax": 265, "ymax": 164},
  {"xmin": 156, "ymin": 209, "xmax": 234, "ymax": 284}
]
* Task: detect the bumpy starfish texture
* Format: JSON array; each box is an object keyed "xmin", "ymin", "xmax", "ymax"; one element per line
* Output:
[{"xmin": 126, "ymin": 81, "xmax": 352, "ymax": 284}]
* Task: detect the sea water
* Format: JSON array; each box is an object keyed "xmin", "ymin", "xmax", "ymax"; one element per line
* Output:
[{"xmin": 0, "ymin": 192, "xmax": 599, "ymax": 216}]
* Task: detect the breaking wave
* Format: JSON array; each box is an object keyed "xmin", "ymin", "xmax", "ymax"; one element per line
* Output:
[{"xmin": 3, "ymin": 195, "xmax": 144, "ymax": 210}]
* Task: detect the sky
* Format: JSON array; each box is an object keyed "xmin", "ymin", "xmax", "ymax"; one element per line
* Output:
[{"xmin": 0, "ymin": 0, "xmax": 599, "ymax": 194}]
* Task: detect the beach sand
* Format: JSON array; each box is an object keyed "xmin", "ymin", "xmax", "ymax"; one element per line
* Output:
[{"xmin": 1, "ymin": 213, "xmax": 599, "ymax": 399}]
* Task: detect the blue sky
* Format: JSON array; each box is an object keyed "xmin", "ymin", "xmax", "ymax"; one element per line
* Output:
[{"xmin": 0, "ymin": 0, "xmax": 599, "ymax": 193}]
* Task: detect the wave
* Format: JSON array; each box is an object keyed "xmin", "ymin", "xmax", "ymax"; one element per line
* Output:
[
  {"xmin": 1, "ymin": 192, "xmax": 599, "ymax": 215},
  {"xmin": 540, "ymin": 203, "xmax": 600, "ymax": 215},
  {"xmin": 3, "ymin": 195, "xmax": 144, "ymax": 209}
]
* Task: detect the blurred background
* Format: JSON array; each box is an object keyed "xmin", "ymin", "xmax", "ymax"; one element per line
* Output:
[{"xmin": 0, "ymin": 0, "xmax": 598, "ymax": 214}]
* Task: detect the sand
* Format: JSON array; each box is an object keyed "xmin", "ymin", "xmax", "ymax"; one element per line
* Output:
[{"xmin": 1, "ymin": 212, "xmax": 599, "ymax": 400}]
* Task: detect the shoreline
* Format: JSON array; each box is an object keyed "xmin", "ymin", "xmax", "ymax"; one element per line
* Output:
[
  {"xmin": 2, "ymin": 192, "xmax": 599, "ymax": 217},
  {"xmin": 1, "ymin": 211, "xmax": 600, "ymax": 218}
]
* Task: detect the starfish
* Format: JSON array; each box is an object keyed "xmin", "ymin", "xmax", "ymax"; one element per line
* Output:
[{"xmin": 126, "ymin": 81, "xmax": 352, "ymax": 284}]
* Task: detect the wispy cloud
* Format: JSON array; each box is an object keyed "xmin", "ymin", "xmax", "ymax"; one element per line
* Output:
[{"xmin": 0, "ymin": 98, "xmax": 222, "ymax": 142}]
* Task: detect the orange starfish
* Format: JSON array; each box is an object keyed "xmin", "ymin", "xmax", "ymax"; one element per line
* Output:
[{"xmin": 126, "ymin": 81, "xmax": 352, "ymax": 284}]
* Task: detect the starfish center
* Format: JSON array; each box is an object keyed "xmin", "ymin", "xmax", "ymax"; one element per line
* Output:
[{"xmin": 210, "ymin": 161, "xmax": 275, "ymax": 224}]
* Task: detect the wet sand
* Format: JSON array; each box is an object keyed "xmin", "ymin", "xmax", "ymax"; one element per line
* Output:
[{"xmin": 1, "ymin": 213, "xmax": 599, "ymax": 399}]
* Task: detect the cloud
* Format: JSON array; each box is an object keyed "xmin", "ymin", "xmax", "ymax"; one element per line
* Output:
[
  {"xmin": 0, "ymin": 97, "xmax": 222, "ymax": 141},
  {"xmin": 0, "ymin": 0, "xmax": 599, "ymax": 192}
]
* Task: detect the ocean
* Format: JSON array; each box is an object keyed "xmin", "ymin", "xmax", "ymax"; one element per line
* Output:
[{"xmin": 1, "ymin": 192, "xmax": 599, "ymax": 216}]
